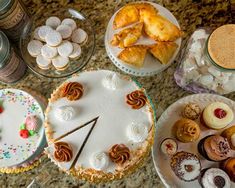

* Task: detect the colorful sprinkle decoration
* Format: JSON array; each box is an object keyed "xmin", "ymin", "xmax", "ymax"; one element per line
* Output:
[{"xmin": 0, "ymin": 89, "xmax": 43, "ymax": 166}]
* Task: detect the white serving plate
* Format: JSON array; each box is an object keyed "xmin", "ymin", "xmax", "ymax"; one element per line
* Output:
[
  {"xmin": 152, "ymin": 94, "xmax": 235, "ymax": 188},
  {"xmin": 0, "ymin": 89, "xmax": 46, "ymax": 168},
  {"xmin": 105, "ymin": 2, "xmax": 182, "ymax": 77}
]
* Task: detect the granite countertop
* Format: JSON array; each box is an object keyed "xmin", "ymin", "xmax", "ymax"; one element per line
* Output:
[{"xmin": 0, "ymin": 0, "xmax": 233, "ymax": 187}]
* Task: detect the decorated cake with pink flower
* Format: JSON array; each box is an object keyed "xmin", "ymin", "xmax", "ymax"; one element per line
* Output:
[
  {"xmin": 0, "ymin": 89, "xmax": 45, "ymax": 173},
  {"xmin": 44, "ymin": 70, "xmax": 155, "ymax": 182}
]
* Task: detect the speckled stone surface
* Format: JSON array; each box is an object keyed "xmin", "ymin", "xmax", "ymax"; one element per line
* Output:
[{"xmin": 0, "ymin": 0, "xmax": 233, "ymax": 187}]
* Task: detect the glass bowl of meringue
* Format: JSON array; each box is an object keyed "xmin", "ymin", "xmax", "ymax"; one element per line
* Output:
[{"xmin": 20, "ymin": 8, "xmax": 95, "ymax": 78}]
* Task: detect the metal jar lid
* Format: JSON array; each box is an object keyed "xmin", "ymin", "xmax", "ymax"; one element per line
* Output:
[
  {"xmin": 0, "ymin": 0, "xmax": 14, "ymax": 16},
  {"xmin": 0, "ymin": 31, "xmax": 10, "ymax": 69}
]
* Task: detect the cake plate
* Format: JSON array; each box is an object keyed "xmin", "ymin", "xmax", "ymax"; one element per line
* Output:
[
  {"xmin": 0, "ymin": 89, "xmax": 46, "ymax": 172},
  {"xmin": 105, "ymin": 2, "xmax": 182, "ymax": 77},
  {"xmin": 152, "ymin": 94, "xmax": 235, "ymax": 188}
]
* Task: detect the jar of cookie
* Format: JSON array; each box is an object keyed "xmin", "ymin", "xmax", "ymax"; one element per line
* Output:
[
  {"xmin": 0, "ymin": 30, "xmax": 27, "ymax": 83},
  {"xmin": 0, "ymin": 0, "xmax": 30, "ymax": 42}
]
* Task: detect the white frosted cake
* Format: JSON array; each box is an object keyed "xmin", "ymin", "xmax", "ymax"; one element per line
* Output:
[
  {"xmin": 0, "ymin": 89, "xmax": 46, "ymax": 173},
  {"xmin": 44, "ymin": 70, "xmax": 155, "ymax": 182}
]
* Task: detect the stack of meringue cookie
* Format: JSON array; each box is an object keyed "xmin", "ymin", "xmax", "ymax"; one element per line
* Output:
[{"xmin": 27, "ymin": 16, "xmax": 88, "ymax": 70}]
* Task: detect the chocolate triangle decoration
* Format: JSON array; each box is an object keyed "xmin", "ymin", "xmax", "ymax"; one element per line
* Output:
[
  {"xmin": 53, "ymin": 116, "xmax": 99, "ymax": 170},
  {"xmin": 69, "ymin": 117, "xmax": 98, "ymax": 170},
  {"xmin": 53, "ymin": 116, "xmax": 99, "ymax": 142}
]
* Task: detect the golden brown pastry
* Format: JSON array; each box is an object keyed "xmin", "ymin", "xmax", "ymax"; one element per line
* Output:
[
  {"xmin": 172, "ymin": 118, "xmax": 201, "ymax": 143},
  {"xmin": 133, "ymin": 3, "xmax": 158, "ymax": 16},
  {"xmin": 113, "ymin": 5, "xmax": 139, "ymax": 29},
  {"xmin": 140, "ymin": 9, "xmax": 182, "ymax": 41},
  {"xmin": 221, "ymin": 125, "xmax": 235, "ymax": 150},
  {"xmin": 111, "ymin": 22, "xmax": 143, "ymax": 48},
  {"xmin": 149, "ymin": 41, "xmax": 178, "ymax": 64},
  {"xmin": 118, "ymin": 45, "xmax": 148, "ymax": 68}
]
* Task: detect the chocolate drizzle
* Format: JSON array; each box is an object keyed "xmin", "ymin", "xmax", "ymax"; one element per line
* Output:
[
  {"xmin": 218, "ymin": 140, "xmax": 230, "ymax": 155},
  {"xmin": 69, "ymin": 117, "xmax": 99, "ymax": 170}
]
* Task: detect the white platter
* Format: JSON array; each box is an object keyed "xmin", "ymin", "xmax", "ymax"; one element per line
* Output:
[
  {"xmin": 105, "ymin": 2, "xmax": 182, "ymax": 76},
  {"xmin": 0, "ymin": 89, "xmax": 46, "ymax": 168},
  {"xmin": 152, "ymin": 94, "xmax": 235, "ymax": 188}
]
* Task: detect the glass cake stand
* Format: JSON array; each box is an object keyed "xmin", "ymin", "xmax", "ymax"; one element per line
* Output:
[{"xmin": 20, "ymin": 8, "xmax": 95, "ymax": 78}]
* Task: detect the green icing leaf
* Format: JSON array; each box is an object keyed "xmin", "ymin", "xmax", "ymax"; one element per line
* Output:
[
  {"xmin": 29, "ymin": 130, "xmax": 36, "ymax": 136},
  {"xmin": 20, "ymin": 124, "xmax": 26, "ymax": 130}
]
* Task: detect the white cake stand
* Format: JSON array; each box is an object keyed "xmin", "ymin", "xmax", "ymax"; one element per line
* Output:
[{"xmin": 105, "ymin": 2, "xmax": 182, "ymax": 76}]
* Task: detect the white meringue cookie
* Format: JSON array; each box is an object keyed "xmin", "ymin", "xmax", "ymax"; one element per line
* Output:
[
  {"xmin": 90, "ymin": 152, "xmax": 109, "ymax": 170},
  {"xmin": 102, "ymin": 73, "xmax": 123, "ymax": 90},
  {"xmin": 127, "ymin": 122, "xmax": 148, "ymax": 143},
  {"xmin": 55, "ymin": 106, "xmax": 75, "ymax": 121},
  {"xmin": 192, "ymin": 29, "xmax": 207, "ymax": 41},
  {"xmin": 198, "ymin": 74, "xmax": 214, "ymax": 86},
  {"xmin": 208, "ymin": 66, "xmax": 221, "ymax": 78}
]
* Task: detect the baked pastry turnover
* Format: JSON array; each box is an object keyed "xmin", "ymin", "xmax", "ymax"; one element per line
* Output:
[
  {"xmin": 149, "ymin": 42, "xmax": 178, "ymax": 64},
  {"xmin": 111, "ymin": 22, "xmax": 143, "ymax": 48},
  {"xmin": 113, "ymin": 3, "xmax": 157, "ymax": 29},
  {"xmin": 118, "ymin": 45, "xmax": 148, "ymax": 68},
  {"xmin": 140, "ymin": 11, "xmax": 182, "ymax": 41},
  {"xmin": 113, "ymin": 5, "xmax": 139, "ymax": 29}
]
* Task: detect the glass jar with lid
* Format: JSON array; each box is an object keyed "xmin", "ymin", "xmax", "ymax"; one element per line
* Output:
[
  {"xmin": 174, "ymin": 24, "xmax": 235, "ymax": 95},
  {"xmin": 0, "ymin": 0, "xmax": 30, "ymax": 42},
  {"xmin": 0, "ymin": 30, "xmax": 27, "ymax": 83}
]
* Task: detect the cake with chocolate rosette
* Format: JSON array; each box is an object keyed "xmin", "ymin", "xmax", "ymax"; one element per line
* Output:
[{"xmin": 44, "ymin": 70, "xmax": 155, "ymax": 182}]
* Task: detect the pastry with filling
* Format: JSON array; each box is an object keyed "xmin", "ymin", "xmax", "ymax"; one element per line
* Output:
[
  {"xmin": 149, "ymin": 41, "xmax": 178, "ymax": 64},
  {"xmin": 111, "ymin": 22, "xmax": 143, "ymax": 48},
  {"xmin": 118, "ymin": 45, "xmax": 148, "ymax": 68},
  {"xmin": 113, "ymin": 5, "xmax": 139, "ymax": 29},
  {"xmin": 140, "ymin": 9, "xmax": 182, "ymax": 41},
  {"xmin": 202, "ymin": 102, "xmax": 234, "ymax": 130},
  {"xmin": 113, "ymin": 3, "xmax": 158, "ymax": 29}
]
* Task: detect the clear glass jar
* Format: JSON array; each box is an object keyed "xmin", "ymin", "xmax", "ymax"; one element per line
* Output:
[
  {"xmin": 0, "ymin": 30, "xmax": 27, "ymax": 83},
  {"xmin": 204, "ymin": 24, "xmax": 235, "ymax": 71},
  {"xmin": 0, "ymin": 0, "xmax": 30, "ymax": 42},
  {"xmin": 174, "ymin": 27, "xmax": 235, "ymax": 95}
]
